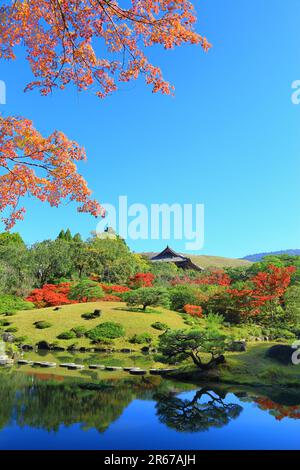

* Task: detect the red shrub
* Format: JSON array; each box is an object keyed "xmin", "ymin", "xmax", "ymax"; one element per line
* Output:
[
  {"xmin": 183, "ymin": 304, "xmax": 203, "ymax": 317},
  {"xmin": 129, "ymin": 272, "xmax": 155, "ymax": 288},
  {"xmin": 26, "ymin": 283, "xmax": 73, "ymax": 308},
  {"xmin": 100, "ymin": 284, "xmax": 131, "ymax": 294}
]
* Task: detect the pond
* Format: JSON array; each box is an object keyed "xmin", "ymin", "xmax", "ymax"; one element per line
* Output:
[{"xmin": 1, "ymin": 365, "xmax": 300, "ymax": 450}]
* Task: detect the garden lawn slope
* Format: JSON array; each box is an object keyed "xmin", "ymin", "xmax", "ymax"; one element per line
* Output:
[{"xmin": 12, "ymin": 301, "xmax": 186, "ymax": 349}]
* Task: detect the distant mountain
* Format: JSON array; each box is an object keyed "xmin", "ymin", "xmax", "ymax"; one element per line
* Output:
[{"xmin": 243, "ymin": 250, "xmax": 300, "ymax": 262}]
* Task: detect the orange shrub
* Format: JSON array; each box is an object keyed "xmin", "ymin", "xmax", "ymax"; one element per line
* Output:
[{"xmin": 183, "ymin": 304, "xmax": 203, "ymax": 317}]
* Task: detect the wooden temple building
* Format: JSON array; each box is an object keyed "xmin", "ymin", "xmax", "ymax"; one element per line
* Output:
[{"xmin": 148, "ymin": 246, "xmax": 203, "ymax": 272}]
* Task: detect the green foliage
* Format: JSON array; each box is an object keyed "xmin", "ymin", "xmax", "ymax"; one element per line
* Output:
[
  {"xmin": 206, "ymin": 312, "xmax": 224, "ymax": 327},
  {"xmin": 69, "ymin": 280, "xmax": 104, "ymax": 302},
  {"xmin": 30, "ymin": 239, "xmax": 74, "ymax": 286},
  {"xmin": 224, "ymin": 266, "xmax": 249, "ymax": 283},
  {"xmin": 87, "ymin": 237, "xmax": 146, "ymax": 284},
  {"xmin": 4, "ymin": 342, "xmax": 20, "ymax": 357},
  {"xmin": 14, "ymin": 336, "xmax": 28, "ymax": 344},
  {"xmin": 124, "ymin": 287, "xmax": 169, "ymax": 311},
  {"xmin": 169, "ymin": 285, "xmax": 198, "ymax": 311},
  {"xmin": 87, "ymin": 322, "xmax": 125, "ymax": 342},
  {"xmin": 0, "ymin": 233, "xmax": 25, "ymax": 247},
  {"xmin": 129, "ymin": 332, "xmax": 153, "ymax": 344},
  {"xmin": 57, "ymin": 331, "xmax": 77, "ymax": 340},
  {"xmin": 73, "ymin": 233, "xmax": 83, "ymax": 243},
  {"xmin": 0, "ymin": 295, "xmax": 34, "ymax": 315},
  {"xmin": 81, "ymin": 310, "xmax": 102, "ymax": 320},
  {"xmin": 284, "ymin": 286, "xmax": 300, "ymax": 324},
  {"xmin": 151, "ymin": 321, "xmax": 169, "ymax": 331},
  {"xmin": 205, "ymin": 289, "xmax": 242, "ymax": 324},
  {"xmin": 4, "ymin": 326, "xmax": 18, "ymax": 333},
  {"xmin": 34, "ymin": 321, "xmax": 52, "ymax": 329},
  {"xmin": 230, "ymin": 323, "xmax": 263, "ymax": 341},
  {"xmin": 57, "ymin": 228, "xmax": 82, "ymax": 243},
  {"xmin": 261, "ymin": 327, "xmax": 296, "ymax": 340},
  {"xmin": 181, "ymin": 314, "xmax": 197, "ymax": 326},
  {"xmin": 158, "ymin": 327, "xmax": 227, "ymax": 370},
  {"xmin": 149, "ymin": 262, "xmax": 179, "ymax": 286},
  {"xmin": 0, "ymin": 319, "xmax": 11, "ymax": 327},
  {"xmin": 71, "ymin": 326, "xmax": 88, "ymax": 338}
]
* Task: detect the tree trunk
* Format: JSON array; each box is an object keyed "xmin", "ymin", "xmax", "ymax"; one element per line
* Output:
[{"xmin": 190, "ymin": 352, "xmax": 225, "ymax": 370}]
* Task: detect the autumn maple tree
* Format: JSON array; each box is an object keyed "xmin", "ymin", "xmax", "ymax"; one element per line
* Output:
[
  {"xmin": 0, "ymin": 0, "xmax": 210, "ymax": 228},
  {"xmin": 0, "ymin": 116, "xmax": 103, "ymax": 229},
  {"xmin": 228, "ymin": 264, "xmax": 296, "ymax": 320}
]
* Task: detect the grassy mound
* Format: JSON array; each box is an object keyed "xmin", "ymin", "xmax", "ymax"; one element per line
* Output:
[{"xmin": 10, "ymin": 301, "xmax": 187, "ymax": 349}]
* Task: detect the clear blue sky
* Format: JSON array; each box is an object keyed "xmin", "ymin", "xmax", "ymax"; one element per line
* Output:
[{"xmin": 1, "ymin": 0, "xmax": 299, "ymax": 258}]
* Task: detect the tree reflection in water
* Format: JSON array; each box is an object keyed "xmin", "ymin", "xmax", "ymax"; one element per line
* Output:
[
  {"xmin": 155, "ymin": 388, "xmax": 243, "ymax": 432},
  {"xmin": 0, "ymin": 372, "xmax": 139, "ymax": 433},
  {"xmin": 2, "ymin": 369, "xmax": 300, "ymax": 438}
]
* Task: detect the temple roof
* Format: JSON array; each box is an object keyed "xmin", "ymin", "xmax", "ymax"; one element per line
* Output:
[
  {"xmin": 150, "ymin": 246, "xmax": 189, "ymax": 262},
  {"xmin": 149, "ymin": 246, "xmax": 203, "ymax": 271}
]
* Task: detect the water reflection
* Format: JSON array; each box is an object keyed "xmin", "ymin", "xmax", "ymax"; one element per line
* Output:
[
  {"xmin": 1, "ymin": 370, "xmax": 300, "ymax": 449},
  {"xmin": 155, "ymin": 388, "xmax": 243, "ymax": 432},
  {"xmin": 0, "ymin": 372, "xmax": 160, "ymax": 433}
]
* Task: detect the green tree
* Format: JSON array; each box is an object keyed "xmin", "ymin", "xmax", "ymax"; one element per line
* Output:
[
  {"xmin": 57, "ymin": 228, "xmax": 73, "ymax": 242},
  {"xmin": 283, "ymin": 286, "xmax": 300, "ymax": 324},
  {"xmin": 30, "ymin": 239, "xmax": 73, "ymax": 286},
  {"xmin": 149, "ymin": 261, "xmax": 179, "ymax": 286},
  {"xmin": 64, "ymin": 229, "xmax": 73, "ymax": 242},
  {"xmin": 169, "ymin": 285, "xmax": 198, "ymax": 311},
  {"xmin": 87, "ymin": 237, "xmax": 145, "ymax": 284},
  {"xmin": 57, "ymin": 230, "xmax": 66, "ymax": 240},
  {"xmin": 0, "ymin": 235, "xmax": 33, "ymax": 296},
  {"xmin": 156, "ymin": 388, "xmax": 242, "ymax": 432},
  {"xmin": 224, "ymin": 266, "xmax": 249, "ymax": 283},
  {"xmin": 73, "ymin": 233, "xmax": 83, "ymax": 243},
  {"xmin": 0, "ymin": 232, "xmax": 25, "ymax": 247},
  {"xmin": 69, "ymin": 280, "xmax": 104, "ymax": 302},
  {"xmin": 71, "ymin": 240, "xmax": 91, "ymax": 279},
  {"xmin": 158, "ymin": 328, "xmax": 227, "ymax": 370},
  {"xmin": 124, "ymin": 287, "xmax": 170, "ymax": 311}
]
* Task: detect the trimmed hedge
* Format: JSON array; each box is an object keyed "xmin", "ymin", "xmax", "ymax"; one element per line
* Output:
[
  {"xmin": 151, "ymin": 321, "xmax": 169, "ymax": 331},
  {"xmin": 87, "ymin": 322, "xmax": 125, "ymax": 342},
  {"xmin": 57, "ymin": 331, "xmax": 77, "ymax": 340},
  {"xmin": 130, "ymin": 333, "xmax": 153, "ymax": 344},
  {"xmin": 34, "ymin": 321, "xmax": 52, "ymax": 329}
]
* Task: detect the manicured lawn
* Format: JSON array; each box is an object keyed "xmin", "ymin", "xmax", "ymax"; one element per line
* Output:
[
  {"xmin": 9, "ymin": 302, "xmax": 300, "ymax": 387},
  {"xmin": 11, "ymin": 301, "xmax": 187, "ymax": 349}
]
